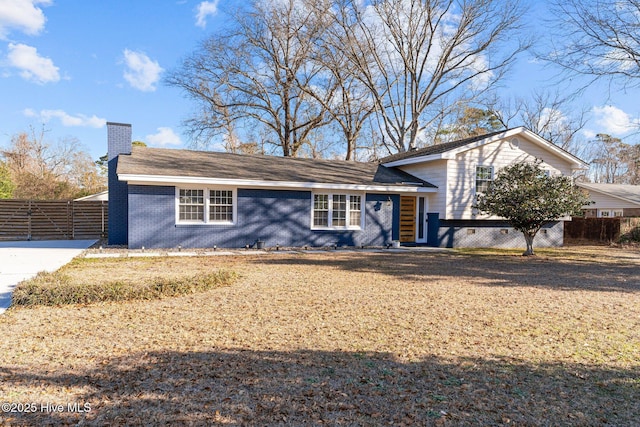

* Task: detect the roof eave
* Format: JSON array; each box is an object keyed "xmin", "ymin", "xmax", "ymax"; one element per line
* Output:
[
  {"xmin": 118, "ymin": 173, "xmax": 437, "ymax": 193},
  {"xmin": 444, "ymin": 127, "xmax": 589, "ymax": 169}
]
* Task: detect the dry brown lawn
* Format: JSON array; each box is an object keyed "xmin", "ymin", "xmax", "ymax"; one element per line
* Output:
[{"xmin": 1, "ymin": 246, "xmax": 639, "ymax": 426}]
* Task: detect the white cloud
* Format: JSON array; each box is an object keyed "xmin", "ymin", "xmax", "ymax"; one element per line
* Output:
[
  {"xmin": 146, "ymin": 127, "xmax": 182, "ymax": 146},
  {"xmin": 22, "ymin": 107, "xmax": 37, "ymax": 117},
  {"xmin": 122, "ymin": 49, "xmax": 163, "ymax": 92},
  {"xmin": 23, "ymin": 108, "xmax": 106, "ymax": 128},
  {"xmin": 592, "ymin": 105, "xmax": 640, "ymax": 135},
  {"xmin": 195, "ymin": 1, "xmax": 219, "ymax": 28},
  {"xmin": 7, "ymin": 42, "xmax": 59, "ymax": 84},
  {"xmin": 0, "ymin": 0, "xmax": 50, "ymax": 39}
]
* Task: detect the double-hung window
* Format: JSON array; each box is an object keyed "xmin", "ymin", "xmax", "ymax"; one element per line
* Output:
[
  {"xmin": 332, "ymin": 195, "xmax": 347, "ymax": 226},
  {"xmin": 210, "ymin": 190, "xmax": 234, "ymax": 222},
  {"xmin": 349, "ymin": 195, "xmax": 362, "ymax": 226},
  {"xmin": 312, "ymin": 193, "xmax": 362, "ymax": 229},
  {"xmin": 313, "ymin": 194, "xmax": 329, "ymax": 227},
  {"xmin": 475, "ymin": 166, "xmax": 493, "ymax": 194},
  {"xmin": 177, "ymin": 188, "xmax": 236, "ymax": 224},
  {"xmin": 178, "ymin": 189, "xmax": 204, "ymax": 221}
]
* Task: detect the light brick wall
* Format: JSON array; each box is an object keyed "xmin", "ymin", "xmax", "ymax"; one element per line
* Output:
[{"xmin": 437, "ymin": 220, "xmax": 564, "ymax": 248}]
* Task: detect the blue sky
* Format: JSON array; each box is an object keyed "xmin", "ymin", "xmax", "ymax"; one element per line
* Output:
[{"xmin": 0, "ymin": 0, "xmax": 638, "ymax": 162}]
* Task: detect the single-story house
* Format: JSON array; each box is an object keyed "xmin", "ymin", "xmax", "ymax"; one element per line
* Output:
[
  {"xmin": 107, "ymin": 122, "xmax": 588, "ymax": 249},
  {"xmin": 577, "ymin": 183, "xmax": 640, "ymax": 218}
]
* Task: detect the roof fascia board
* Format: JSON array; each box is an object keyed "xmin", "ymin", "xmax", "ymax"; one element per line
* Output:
[
  {"xmin": 118, "ymin": 174, "xmax": 437, "ymax": 193},
  {"xmin": 382, "ymin": 127, "xmax": 589, "ymax": 169},
  {"xmin": 382, "ymin": 129, "xmax": 519, "ymax": 167},
  {"xmin": 439, "ymin": 127, "xmax": 588, "ymax": 169},
  {"xmin": 444, "ymin": 128, "xmax": 522, "ymax": 157}
]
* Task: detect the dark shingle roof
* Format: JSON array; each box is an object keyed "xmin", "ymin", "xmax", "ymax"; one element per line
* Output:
[
  {"xmin": 379, "ymin": 129, "xmax": 508, "ymax": 164},
  {"xmin": 117, "ymin": 147, "xmax": 436, "ymax": 188}
]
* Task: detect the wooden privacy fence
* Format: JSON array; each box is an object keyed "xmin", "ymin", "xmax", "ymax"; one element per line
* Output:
[
  {"xmin": 0, "ymin": 199, "xmax": 108, "ymax": 241},
  {"xmin": 564, "ymin": 217, "xmax": 640, "ymax": 242}
]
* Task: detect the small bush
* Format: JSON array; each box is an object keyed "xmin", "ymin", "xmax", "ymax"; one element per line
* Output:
[
  {"xmin": 11, "ymin": 270, "xmax": 236, "ymax": 307},
  {"xmin": 619, "ymin": 225, "xmax": 640, "ymax": 243}
]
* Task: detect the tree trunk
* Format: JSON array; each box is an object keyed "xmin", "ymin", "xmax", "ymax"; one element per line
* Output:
[{"xmin": 523, "ymin": 232, "xmax": 535, "ymax": 256}]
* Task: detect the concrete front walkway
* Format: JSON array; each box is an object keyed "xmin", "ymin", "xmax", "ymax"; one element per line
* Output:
[{"xmin": 0, "ymin": 240, "xmax": 96, "ymax": 314}]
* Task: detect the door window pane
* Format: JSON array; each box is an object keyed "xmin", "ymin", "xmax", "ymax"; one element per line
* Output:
[{"xmin": 417, "ymin": 196, "xmax": 425, "ymax": 240}]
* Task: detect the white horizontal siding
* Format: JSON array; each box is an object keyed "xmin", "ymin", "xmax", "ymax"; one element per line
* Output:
[
  {"xmin": 449, "ymin": 138, "xmax": 576, "ymax": 219},
  {"xmin": 513, "ymin": 138, "xmax": 575, "ymax": 176},
  {"xmin": 583, "ymin": 190, "xmax": 640, "ymax": 210},
  {"xmin": 399, "ymin": 160, "xmax": 448, "ymax": 216}
]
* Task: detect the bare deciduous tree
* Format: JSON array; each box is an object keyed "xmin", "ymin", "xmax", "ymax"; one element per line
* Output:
[
  {"xmin": 588, "ymin": 133, "xmax": 640, "ymax": 184},
  {"xmin": 338, "ymin": 0, "xmax": 527, "ymax": 153},
  {"xmin": 490, "ymin": 91, "xmax": 588, "ymax": 154},
  {"xmin": 1, "ymin": 127, "xmax": 105, "ymax": 199},
  {"xmin": 169, "ymin": 0, "xmax": 527, "ymax": 158},
  {"xmin": 546, "ymin": 0, "xmax": 640, "ymax": 88},
  {"xmin": 167, "ymin": 0, "xmax": 336, "ymax": 157},
  {"xmin": 302, "ymin": 4, "xmax": 378, "ymax": 160}
]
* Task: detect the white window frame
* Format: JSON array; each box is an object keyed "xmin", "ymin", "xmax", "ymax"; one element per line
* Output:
[
  {"xmin": 311, "ymin": 192, "xmax": 364, "ymax": 230},
  {"xmin": 175, "ymin": 187, "xmax": 237, "ymax": 225},
  {"xmin": 475, "ymin": 165, "xmax": 494, "ymax": 195},
  {"xmin": 177, "ymin": 189, "xmax": 205, "ymax": 223}
]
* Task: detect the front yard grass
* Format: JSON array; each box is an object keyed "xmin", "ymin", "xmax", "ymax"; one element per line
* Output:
[{"xmin": 1, "ymin": 247, "xmax": 639, "ymax": 425}]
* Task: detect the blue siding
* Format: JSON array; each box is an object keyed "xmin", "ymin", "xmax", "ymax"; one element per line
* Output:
[{"xmin": 128, "ymin": 186, "xmax": 399, "ymax": 249}]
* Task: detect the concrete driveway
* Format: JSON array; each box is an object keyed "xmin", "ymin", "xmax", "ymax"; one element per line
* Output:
[{"xmin": 0, "ymin": 240, "xmax": 96, "ymax": 314}]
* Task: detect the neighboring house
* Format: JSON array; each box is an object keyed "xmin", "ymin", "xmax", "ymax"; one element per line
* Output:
[
  {"xmin": 74, "ymin": 190, "xmax": 108, "ymax": 202},
  {"xmin": 576, "ymin": 183, "xmax": 640, "ymax": 218},
  {"xmin": 107, "ymin": 123, "xmax": 588, "ymax": 249}
]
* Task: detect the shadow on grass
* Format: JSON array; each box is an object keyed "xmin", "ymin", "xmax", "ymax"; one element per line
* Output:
[
  {"xmin": 2, "ymin": 349, "xmax": 638, "ymax": 425},
  {"xmin": 251, "ymin": 251, "xmax": 640, "ymax": 293}
]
